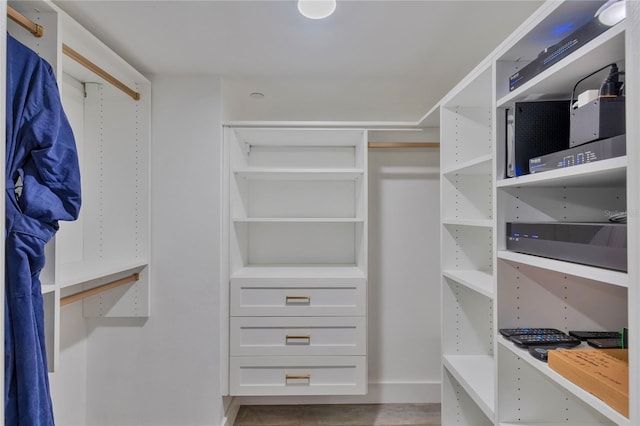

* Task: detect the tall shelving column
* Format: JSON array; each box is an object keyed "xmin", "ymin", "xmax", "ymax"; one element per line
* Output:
[
  {"xmin": 492, "ymin": 0, "xmax": 636, "ymax": 424},
  {"xmin": 439, "ymin": 62, "xmax": 495, "ymax": 426}
]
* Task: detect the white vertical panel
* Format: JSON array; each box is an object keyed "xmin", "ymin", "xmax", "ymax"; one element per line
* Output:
[
  {"xmin": 625, "ymin": 2, "xmax": 640, "ymax": 422},
  {"xmin": 368, "ymin": 148, "xmax": 441, "ymax": 389}
]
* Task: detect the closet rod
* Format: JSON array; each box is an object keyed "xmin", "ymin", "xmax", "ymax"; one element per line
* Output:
[
  {"xmin": 62, "ymin": 43, "xmax": 141, "ymax": 101},
  {"xmin": 7, "ymin": 5, "xmax": 44, "ymax": 37},
  {"xmin": 60, "ymin": 273, "xmax": 140, "ymax": 306},
  {"xmin": 368, "ymin": 142, "xmax": 440, "ymax": 149}
]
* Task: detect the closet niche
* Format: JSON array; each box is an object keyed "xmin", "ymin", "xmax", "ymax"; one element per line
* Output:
[
  {"xmin": 7, "ymin": 0, "xmax": 151, "ymax": 371},
  {"xmin": 224, "ymin": 127, "xmax": 368, "ymax": 396}
]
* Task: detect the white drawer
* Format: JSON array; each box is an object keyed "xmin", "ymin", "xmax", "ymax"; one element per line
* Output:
[
  {"xmin": 230, "ymin": 356, "xmax": 367, "ymax": 396},
  {"xmin": 230, "ymin": 317, "xmax": 366, "ymax": 356},
  {"xmin": 230, "ymin": 277, "xmax": 366, "ymax": 317}
]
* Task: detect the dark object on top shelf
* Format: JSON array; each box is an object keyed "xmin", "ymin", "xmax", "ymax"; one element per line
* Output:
[{"xmin": 509, "ymin": 7, "xmax": 624, "ymax": 92}]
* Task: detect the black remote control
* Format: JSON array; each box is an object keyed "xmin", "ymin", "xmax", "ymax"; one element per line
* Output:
[
  {"xmin": 568, "ymin": 331, "xmax": 622, "ymax": 340},
  {"xmin": 499, "ymin": 328, "xmax": 564, "ymax": 337},
  {"xmin": 528, "ymin": 345, "xmax": 569, "ymax": 362},
  {"xmin": 510, "ymin": 333, "xmax": 581, "ymax": 347},
  {"xmin": 587, "ymin": 338, "xmax": 623, "ymax": 349}
]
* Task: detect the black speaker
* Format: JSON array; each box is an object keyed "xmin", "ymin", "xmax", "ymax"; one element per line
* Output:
[{"xmin": 506, "ymin": 100, "xmax": 570, "ymax": 177}]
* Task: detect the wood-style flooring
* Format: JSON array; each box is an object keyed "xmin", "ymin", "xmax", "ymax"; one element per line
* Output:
[{"xmin": 233, "ymin": 403, "xmax": 441, "ymax": 426}]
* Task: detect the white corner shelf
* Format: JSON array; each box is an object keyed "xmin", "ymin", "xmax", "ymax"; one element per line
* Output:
[{"xmin": 443, "ymin": 355, "xmax": 495, "ymax": 422}]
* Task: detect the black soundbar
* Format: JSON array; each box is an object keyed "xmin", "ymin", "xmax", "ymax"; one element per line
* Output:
[{"xmin": 506, "ymin": 222, "xmax": 627, "ymax": 271}]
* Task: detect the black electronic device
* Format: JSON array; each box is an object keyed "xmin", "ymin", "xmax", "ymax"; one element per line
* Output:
[
  {"xmin": 587, "ymin": 338, "xmax": 624, "ymax": 349},
  {"xmin": 505, "ymin": 101, "xmax": 570, "ymax": 177},
  {"xmin": 506, "ymin": 222, "xmax": 627, "ymax": 272},
  {"xmin": 509, "ymin": 16, "xmax": 617, "ymax": 92},
  {"xmin": 569, "ymin": 331, "xmax": 622, "ymax": 340},
  {"xmin": 570, "ymin": 97, "xmax": 625, "ymax": 147},
  {"xmin": 529, "ymin": 134, "xmax": 625, "ymax": 174},
  {"xmin": 500, "ymin": 328, "xmax": 564, "ymax": 337},
  {"xmin": 569, "ymin": 63, "xmax": 626, "ymax": 147},
  {"xmin": 528, "ymin": 345, "xmax": 570, "ymax": 362},
  {"xmin": 510, "ymin": 333, "xmax": 581, "ymax": 347}
]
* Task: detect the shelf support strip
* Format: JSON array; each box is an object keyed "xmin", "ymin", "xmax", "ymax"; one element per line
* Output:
[{"xmin": 60, "ymin": 273, "xmax": 140, "ymax": 306}]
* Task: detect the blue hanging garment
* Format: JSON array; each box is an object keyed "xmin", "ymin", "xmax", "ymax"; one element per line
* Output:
[{"xmin": 5, "ymin": 34, "xmax": 81, "ymax": 425}]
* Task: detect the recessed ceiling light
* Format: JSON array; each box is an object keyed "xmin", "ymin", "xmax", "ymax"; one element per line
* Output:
[
  {"xmin": 298, "ymin": 0, "xmax": 336, "ymax": 19},
  {"xmin": 249, "ymin": 92, "xmax": 265, "ymax": 100}
]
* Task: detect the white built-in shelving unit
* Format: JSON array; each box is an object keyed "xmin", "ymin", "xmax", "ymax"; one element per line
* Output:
[
  {"xmin": 6, "ymin": 0, "xmax": 151, "ymax": 371},
  {"xmin": 439, "ymin": 59, "xmax": 496, "ymax": 426},
  {"xmin": 440, "ymin": 0, "xmax": 638, "ymax": 424},
  {"xmin": 224, "ymin": 126, "xmax": 368, "ymax": 396}
]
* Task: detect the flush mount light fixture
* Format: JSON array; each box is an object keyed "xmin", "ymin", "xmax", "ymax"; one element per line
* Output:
[
  {"xmin": 297, "ymin": 0, "xmax": 336, "ymax": 19},
  {"xmin": 595, "ymin": 0, "xmax": 626, "ymax": 26},
  {"xmin": 249, "ymin": 92, "xmax": 265, "ymax": 100}
]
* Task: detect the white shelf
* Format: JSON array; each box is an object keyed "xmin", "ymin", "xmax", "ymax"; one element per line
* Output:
[
  {"xmin": 442, "ymin": 219, "xmax": 494, "ymax": 228},
  {"xmin": 497, "ymin": 250, "xmax": 627, "ymax": 288},
  {"xmin": 497, "ymin": 156, "xmax": 626, "ymax": 188},
  {"xmin": 499, "ymin": 340, "xmax": 630, "ymax": 426},
  {"xmin": 497, "ymin": 21, "xmax": 626, "ymax": 106},
  {"xmin": 231, "ymin": 265, "xmax": 366, "ymax": 279},
  {"xmin": 232, "ymin": 217, "xmax": 364, "ymax": 223},
  {"xmin": 443, "ymin": 269, "xmax": 494, "ymax": 299},
  {"xmin": 442, "ymin": 154, "xmax": 492, "ymax": 176},
  {"xmin": 55, "ymin": 259, "xmax": 149, "ymax": 289},
  {"xmin": 443, "ymin": 355, "xmax": 495, "ymax": 422},
  {"xmin": 234, "ymin": 168, "xmax": 364, "ymax": 180}
]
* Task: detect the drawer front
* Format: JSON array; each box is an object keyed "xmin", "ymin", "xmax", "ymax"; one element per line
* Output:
[
  {"xmin": 230, "ymin": 317, "xmax": 366, "ymax": 356},
  {"xmin": 230, "ymin": 278, "xmax": 366, "ymax": 317},
  {"xmin": 230, "ymin": 356, "xmax": 367, "ymax": 396}
]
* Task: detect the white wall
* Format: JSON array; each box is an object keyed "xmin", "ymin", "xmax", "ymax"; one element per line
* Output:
[
  {"xmin": 367, "ymin": 148, "xmax": 441, "ymax": 402},
  {"xmin": 80, "ymin": 76, "xmax": 224, "ymax": 425}
]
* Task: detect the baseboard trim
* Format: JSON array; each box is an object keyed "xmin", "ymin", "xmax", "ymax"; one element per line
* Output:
[
  {"xmin": 221, "ymin": 396, "xmax": 240, "ymax": 426},
  {"xmin": 233, "ymin": 381, "xmax": 441, "ymax": 406}
]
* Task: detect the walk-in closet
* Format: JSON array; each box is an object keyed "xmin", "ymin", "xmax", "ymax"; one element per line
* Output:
[{"xmin": 2, "ymin": 0, "xmax": 639, "ymax": 425}]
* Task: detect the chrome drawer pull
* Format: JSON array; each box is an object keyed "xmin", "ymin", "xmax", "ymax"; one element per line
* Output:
[{"xmin": 285, "ymin": 296, "xmax": 311, "ymax": 304}]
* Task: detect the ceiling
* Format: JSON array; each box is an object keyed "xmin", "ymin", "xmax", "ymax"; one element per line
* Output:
[{"xmin": 53, "ymin": 0, "xmax": 544, "ymax": 123}]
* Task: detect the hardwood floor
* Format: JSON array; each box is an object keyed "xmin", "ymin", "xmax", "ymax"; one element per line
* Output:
[{"xmin": 233, "ymin": 403, "xmax": 441, "ymax": 426}]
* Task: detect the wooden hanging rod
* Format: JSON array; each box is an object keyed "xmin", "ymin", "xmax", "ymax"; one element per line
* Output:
[
  {"xmin": 7, "ymin": 6, "xmax": 44, "ymax": 37},
  {"xmin": 62, "ymin": 43, "xmax": 141, "ymax": 101},
  {"xmin": 368, "ymin": 142, "xmax": 440, "ymax": 149},
  {"xmin": 60, "ymin": 273, "xmax": 140, "ymax": 306}
]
